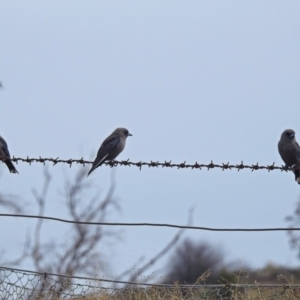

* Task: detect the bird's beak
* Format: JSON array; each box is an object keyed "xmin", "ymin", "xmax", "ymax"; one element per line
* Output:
[
  {"xmin": 290, "ymin": 134, "xmax": 295, "ymax": 138},
  {"xmin": 128, "ymin": 133, "xmax": 133, "ymax": 137}
]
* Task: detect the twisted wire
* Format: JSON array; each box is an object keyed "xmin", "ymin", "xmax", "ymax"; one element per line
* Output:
[{"xmin": 1, "ymin": 156, "xmax": 298, "ymax": 172}]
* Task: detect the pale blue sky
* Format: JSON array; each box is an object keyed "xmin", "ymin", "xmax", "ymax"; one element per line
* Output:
[{"xmin": 1, "ymin": 0, "xmax": 300, "ymax": 279}]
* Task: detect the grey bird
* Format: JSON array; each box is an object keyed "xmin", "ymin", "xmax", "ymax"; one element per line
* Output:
[
  {"xmin": 88, "ymin": 127, "xmax": 132, "ymax": 176},
  {"xmin": 0, "ymin": 135, "xmax": 18, "ymax": 174},
  {"xmin": 278, "ymin": 129, "xmax": 300, "ymax": 184}
]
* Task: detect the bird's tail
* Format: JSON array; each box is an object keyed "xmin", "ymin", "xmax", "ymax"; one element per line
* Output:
[
  {"xmin": 87, "ymin": 168, "xmax": 93, "ymax": 176},
  {"xmin": 294, "ymin": 170, "xmax": 300, "ymax": 185},
  {"xmin": 4, "ymin": 159, "xmax": 18, "ymax": 174},
  {"xmin": 87, "ymin": 165, "xmax": 96, "ymax": 176}
]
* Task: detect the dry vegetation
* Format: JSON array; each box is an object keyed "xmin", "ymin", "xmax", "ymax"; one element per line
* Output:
[
  {"xmin": 26, "ymin": 282, "xmax": 300, "ymax": 300},
  {"xmin": 3, "ymin": 268, "xmax": 300, "ymax": 300},
  {"xmin": 75, "ymin": 271, "xmax": 300, "ymax": 300}
]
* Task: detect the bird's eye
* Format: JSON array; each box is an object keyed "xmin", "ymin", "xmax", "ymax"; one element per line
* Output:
[{"xmin": 288, "ymin": 132, "xmax": 295, "ymax": 138}]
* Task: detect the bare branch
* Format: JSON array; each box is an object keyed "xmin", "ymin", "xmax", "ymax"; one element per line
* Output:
[
  {"xmin": 0, "ymin": 194, "xmax": 23, "ymax": 214},
  {"xmin": 116, "ymin": 208, "xmax": 195, "ymax": 285},
  {"xmin": 31, "ymin": 167, "xmax": 52, "ymax": 272}
]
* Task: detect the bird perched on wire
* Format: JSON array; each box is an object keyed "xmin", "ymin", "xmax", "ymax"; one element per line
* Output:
[
  {"xmin": 88, "ymin": 127, "xmax": 132, "ymax": 176},
  {"xmin": 278, "ymin": 129, "xmax": 300, "ymax": 184},
  {"xmin": 0, "ymin": 135, "xmax": 18, "ymax": 174}
]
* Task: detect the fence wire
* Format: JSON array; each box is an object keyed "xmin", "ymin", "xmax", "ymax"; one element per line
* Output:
[
  {"xmin": 0, "ymin": 213, "xmax": 299, "ymax": 232},
  {"xmin": 1, "ymin": 266, "xmax": 300, "ymax": 300},
  {"xmin": 1, "ymin": 156, "xmax": 299, "ymax": 172}
]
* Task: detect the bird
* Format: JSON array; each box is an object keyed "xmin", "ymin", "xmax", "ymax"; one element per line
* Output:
[
  {"xmin": 278, "ymin": 129, "xmax": 300, "ymax": 184},
  {"xmin": 0, "ymin": 135, "xmax": 18, "ymax": 174},
  {"xmin": 88, "ymin": 127, "xmax": 132, "ymax": 176}
]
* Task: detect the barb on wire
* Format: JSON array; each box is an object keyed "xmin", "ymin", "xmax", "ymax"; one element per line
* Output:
[
  {"xmin": 1, "ymin": 156, "xmax": 299, "ymax": 172},
  {"xmin": 0, "ymin": 213, "xmax": 299, "ymax": 232}
]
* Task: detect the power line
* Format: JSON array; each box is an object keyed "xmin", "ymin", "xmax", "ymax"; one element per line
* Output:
[
  {"xmin": 1, "ymin": 156, "xmax": 298, "ymax": 172},
  {"xmin": 0, "ymin": 213, "xmax": 298, "ymax": 232}
]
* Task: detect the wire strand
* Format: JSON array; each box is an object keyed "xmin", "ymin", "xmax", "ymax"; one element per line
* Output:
[
  {"xmin": 0, "ymin": 156, "xmax": 298, "ymax": 172},
  {"xmin": 0, "ymin": 213, "xmax": 298, "ymax": 232}
]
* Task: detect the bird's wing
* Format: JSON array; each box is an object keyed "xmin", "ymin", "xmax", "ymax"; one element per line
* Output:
[
  {"xmin": 296, "ymin": 141, "xmax": 300, "ymax": 162},
  {"xmin": 88, "ymin": 135, "xmax": 120, "ymax": 175},
  {"xmin": 0, "ymin": 137, "xmax": 10, "ymax": 158}
]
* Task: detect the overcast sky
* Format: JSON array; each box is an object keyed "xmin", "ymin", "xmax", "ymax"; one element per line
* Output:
[{"xmin": 1, "ymin": 0, "xmax": 300, "ymax": 280}]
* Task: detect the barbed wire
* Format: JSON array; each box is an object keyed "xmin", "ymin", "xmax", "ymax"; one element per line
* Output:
[
  {"xmin": 1, "ymin": 156, "xmax": 299, "ymax": 172},
  {"xmin": 0, "ymin": 213, "xmax": 299, "ymax": 232}
]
